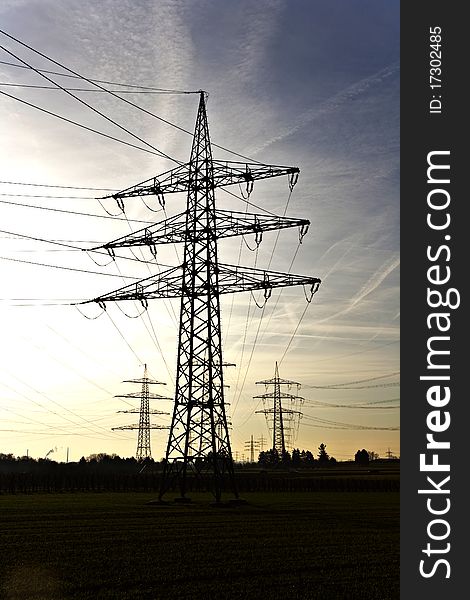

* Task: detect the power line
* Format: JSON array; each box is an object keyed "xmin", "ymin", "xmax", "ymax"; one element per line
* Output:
[
  {"xmin": 302, "ymin": 414, "xmax": 399, "ymax": 431},
  {"xmin": 0, "ymin": 254, "xmax": 141, "ymax": 279},
  {"xmin": 304, "ymin": 382, "xmax": 399, "ymax": 390},
  {"xmin": 105, "ymin": 311, "xmax": 145, "ymax": 367},
  {"xmin": 229, "ymin": 185, "xmax": 298, "ymax": 412},
  {"xmin": 278, "ymin": 300, "xmax": 312, "ymax": 366},
  {"xmin": 0, "ymin": 88, "xmax": 168, "ymax": 158},
  {"xmin": 0, "ymin": 180, "xmax": 117, "ymax": 191},
  {"xmin": 0, "ymin": 41, "xmax": 181, "ymax": 165},
  {"xmin": 231, "ymin": 303, "xmax": 267, "ymax": 418},
  {"xmin": 0, "ymin": 377, "xmax": 127, "ymax": 440},
  {"xmin": 0, "ymin": 228, "xmax": 172, "ymax": 268},
  {"xmin": 0, "ymin": 81, "xmax": 196, "ymax": 94},
  {"xmin": 104, "ymin": 244, "xmax": 177, "ymax": 384},
  {"xmin": 0, "ymin": 428, "xmax": 125, "ymax": 440},
  {"xmin": 303, "ymin": 398, "xmax": 399, "ymax": 409},
  {"xmin": 0, "ymin": 58, "xmax": 199, "ymax": 93},
  {"xmin": 303, "ymin": 371, "xmax": 400, "ymax": 388},
  {"xmin": 0, "ymin": 36, "xmax": 262, "ymax": 164},
  {"xmin": 0, "ymin": 197, "xmax": 155, "ymax": 223},
  {"xmin": 0, "ymin": 192, "xmax": 100, "ymax": 200},
  {"xmin": 43, "ymin": 323, "xmax": 135, "ymax": 409}
]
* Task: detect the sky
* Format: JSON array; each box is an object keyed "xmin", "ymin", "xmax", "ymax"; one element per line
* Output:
[{"xmin": 0, "ymin": 0, "xmax": 399, "ymax": 462}]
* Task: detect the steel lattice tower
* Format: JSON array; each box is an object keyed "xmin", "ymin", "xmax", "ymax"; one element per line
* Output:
[
  {"xmin": 255, "ymin": 362, "xmax": 304, "ymax": 455},
  {"xmin": 81, "ymin": 91, "xmax": 321, "ymax": 501},
  {"xmin": 244, "ymin": 435, "xmax": 260, "ymax": 463},
  {"xmin": 112, "ymin": 364, "xmax": 171, "ymax": 460}
]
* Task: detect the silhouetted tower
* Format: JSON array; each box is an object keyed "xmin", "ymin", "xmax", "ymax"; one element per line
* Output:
[
  {"xmin": 255, "ymin": 362, "xmax": 304, "ymax": 455},
  {"xmin": 112, "ymin": 364, "xmax": 171, "ymax": 460},
  {"xmin": 81, "ymin": 92, "xmax": 321, "ymax": 501},
  {"xmin": 244, "ymin": 435, "xmax": 260, "ymax": 463}
]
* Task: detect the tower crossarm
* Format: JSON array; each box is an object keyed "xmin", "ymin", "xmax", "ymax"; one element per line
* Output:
[
  {"xmin": 111, "ymin": 424, "xmax": 170, "ymax": 431},
  {"xmin": 80, "ymin": 264, "xmax": 320, "ymax": 305},
  {"xmin": 114, "ymin": 392, "xmax": 172, "ymax": 400},
  {"xmin": 255, "ymin": 376, "xmax": 301, "ymax": 386},
  {"xmin": 101, "ymin": 161, "xmax": 299, "ymax": 201},
  {"xmin": 80, "ymin": 265, "xmax": 184, "ymax": 304},
  {"xmin": 117, "ymin": 409, "xmax": 170, "ymax": 415},
  {"xmin": 216, "ymin": 264, "xmax": 321, "ymax": 296},
  {"xmin": 94, "ymin": 210, "xmax": 309, "ymax": 251},
  {"xmin": 122, "ymin": 378, "xmax": 167, "ymax": 385},
  {"xmin": 255, "ymin": 408, "xmax": 303, "ymax": 417},
  {"xmin": 253, "ymin": 392, "xmax": 305, "ymax": 401},
  {"xmin": 211, "ymin": 161, "xmax": 299, "ymax": 190}
]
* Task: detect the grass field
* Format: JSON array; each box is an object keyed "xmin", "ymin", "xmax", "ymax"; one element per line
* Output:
[{"xmin": 0, "ymin": 491, "xmax": 399, "ymax": 599}]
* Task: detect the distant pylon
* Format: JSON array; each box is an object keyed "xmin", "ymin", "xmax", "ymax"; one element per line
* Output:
[
  {"xmin": 255, "ymin": 362, "xmax": 304, "ymax": 455},
  {"xmin": 244, "ymin": 435, "xmax": 260, "ymax": 463},
  {"xmin": 112, "ymin": 364, "xmax": 171, "ymax": 460}
]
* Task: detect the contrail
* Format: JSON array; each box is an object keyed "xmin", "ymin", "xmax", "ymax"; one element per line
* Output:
[
  {"xmin": 248, "ymin": 62, "xmax": 399, "ymax": 156},
  {"xmin": 349, "ymin": 254, "xmax": 400, "ymax": 310},
  {"xmin": 317, "ymin": 254, "xmax": 400, "ymax": 324}
]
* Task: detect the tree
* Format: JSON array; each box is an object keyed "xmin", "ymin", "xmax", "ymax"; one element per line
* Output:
[
  {"xmin": 292, "ymin": 448, "xmax": 301, "ymax": 467},
  {"xmin": 303, "ymin": 450, "xmax": 315, "ymax": 466},
  {"xmin": 355, "ymin": 449, "xmax": 369, "ymax": 465},
  {"xmin": 368, "ymin": 450, "xmax": 379, "ymax": 461},
  {"xmin": 267, "ymin": 448, "xmax": 280, "ymax": 465},
  {"xmin": 317, "ymin": 443, "xmax": 329, "ymax": 464},
  {"xmin": 281, "ymin": 450, "xmax": 291, "ymax": 465},
  {"xmin": 258, "ymin": 451, "xmax": 268, "ymax": 467}
]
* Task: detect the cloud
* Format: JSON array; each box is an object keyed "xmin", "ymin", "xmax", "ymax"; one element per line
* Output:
[
  {"xmin": 247, "ymin": 61, "xmax": 399, "ymax": 156},
  {"xmin": 316, "ymin": 253, "xmax": 400, "ymax": 325},
  {"xmin": 349, "ymin": 254, "xmax": 400, "ymax": 309}
]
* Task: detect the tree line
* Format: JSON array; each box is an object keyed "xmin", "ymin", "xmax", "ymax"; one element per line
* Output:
[{"xmin": 257, "ymin": 443, "xmax": 336, "ymax": 466}]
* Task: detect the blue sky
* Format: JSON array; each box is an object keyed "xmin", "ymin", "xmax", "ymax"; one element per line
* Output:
[{"xmin": 0, "ymin": 0, "xmax": 399, "ymax": 461}]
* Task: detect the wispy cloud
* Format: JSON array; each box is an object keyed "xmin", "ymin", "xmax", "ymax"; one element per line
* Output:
[
  {"xmin": 316, "ymin": 254, "xmax": 400, "ymax": 325},
  {"xmin": 349, "ymin": 254, "xmax": 400, "ymax": 309},
  {"xmin": 247, "ymin": 61, "xmax": 399, "ymax": 156}
]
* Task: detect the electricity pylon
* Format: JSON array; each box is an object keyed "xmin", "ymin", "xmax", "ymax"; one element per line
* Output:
[
  {"xmin": 244, "ymin": 435, "xmax": 260, "ymax": 463},
  {"xmin": 255, "ymin": 362, "xmax": 304, "ymax": 455},
  {"xmin": 112, "ymin": 364, "xmax": 170, "ymax": 460},
  {"xmin": 82, "ymin": 91, "xmax": 321, "ymax": 501}
]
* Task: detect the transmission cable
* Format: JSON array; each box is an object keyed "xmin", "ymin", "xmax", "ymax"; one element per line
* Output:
[
  {"xmin": 305, "ymin": 382, "xmax": 399, "ymax": 390},
  {"xmin": 0, "ymin": 192, "xmax": 104, "ymax": 200},
  {"xmin": 1, "ymin": 375, "xmax": 128, "ymax": 440},
  {"xmin": 0, "ymin": 81, "xmax": 195, "ymax": 94},
  {"xmin": 0, "ymin": 228, "xmax": 172, "ymax": 268},
  {"xmin": 0, "ymin": 58, "xmax": 199, "ymax": 93},
  {"xmin": 0, "ymin": 41, "xmax": 181, "ymax": 165},
  {"xmin": 0, "ymin": 404, "xmax": 118, "ymax": 440},
  {"xmin": 0, "ymin": 35, "xmax": 262, "ymax": 164},
  {"xmin": 0, "ymin": 254, "xmax": 141, "ymax": 279},
  {"xmin": 0, "ymin": 88, "xmax": 168, "ymax": 158},
  {"xmin": 303, "ymin": 371, "xmax": 400, "ymax": 388},
  {"xmin": 104, "ymin": 240, "xmax": 176, "ymax": 384},
  {"xmin": 278, "ymin": 294, "xmax": 317, "ymax": 368},
  {"xmin": 0, "ymin": 196, "xmax": 154, "ymax": 223},
  {"xmin": 302, "ymin": 414, "xmax": 399, "ymax": 431},
  {"xmin": 0, "ymin": 180, "xmax": 117, "ymax": 191},
  {"xmin": 43, "ymin": 322, "xmax": 135, "ymax": 409},
  {"xmin": 105, "ymin": 311, "xmax": 145, "ymax": 367},
  {"xmin": 303, "ymin": 398, "xmax": 399, "ymax": 409}
]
